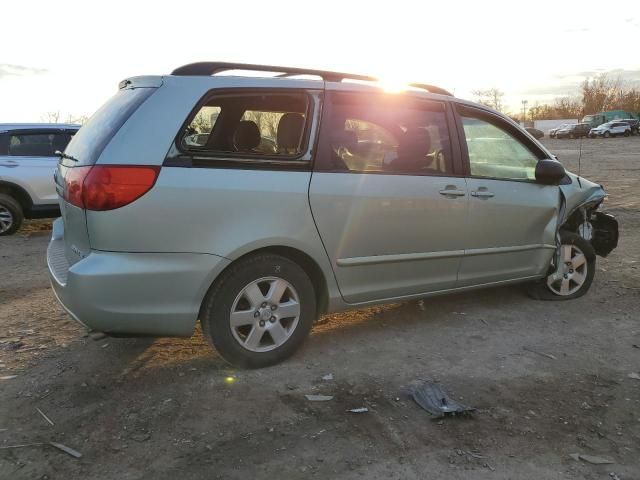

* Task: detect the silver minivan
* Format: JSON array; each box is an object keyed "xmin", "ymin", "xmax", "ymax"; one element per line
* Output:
[{"xmin": 47, "ymin": 62, "xmax": 619, "ymax": 368}]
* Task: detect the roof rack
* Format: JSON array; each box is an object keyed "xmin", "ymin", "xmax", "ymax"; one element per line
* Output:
[{"xmin": 170, "ymin": 62, "xmax": 453, "ymax": 97}]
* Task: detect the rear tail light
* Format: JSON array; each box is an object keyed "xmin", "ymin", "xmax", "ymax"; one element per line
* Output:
[
  {"xmin": 63, "ymin": 165, "xmax": 160, "ymax": 211},
  {"xmin": 64, "ymin": 166, "xmax": 92, "ymax": 208}
]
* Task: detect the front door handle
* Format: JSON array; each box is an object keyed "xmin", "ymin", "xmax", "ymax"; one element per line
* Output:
[
  {"xmin": 471, "ymin": 190, "xmax": 495, "ymax": 198},
  {"xmin": 0, "ymin": 160, "xmax": 18, "ymax": 168},
  {"xmin": 439, "ymin": 185, "xmax": 466, "ymax": 197}
]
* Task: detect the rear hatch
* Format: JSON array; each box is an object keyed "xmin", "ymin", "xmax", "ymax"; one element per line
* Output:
[{"xmin": 55, "ymin": 81, "xmax": 159, "ymax": 266}]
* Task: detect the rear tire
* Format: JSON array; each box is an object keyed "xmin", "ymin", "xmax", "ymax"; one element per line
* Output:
[
  {"xmin": 527, "ymin": 232, "xmax": 595, "ymax": 301},
  {"xmin": 0, "ymin": 194, "xmax": 23, "ymax": 236},
  {"xmin": 201, "ymin": 253, "xmax": 316, "ymax": 368},
  {"xmin": 624, "ymin": 130, "xmax": 630, "ymax": 137}
]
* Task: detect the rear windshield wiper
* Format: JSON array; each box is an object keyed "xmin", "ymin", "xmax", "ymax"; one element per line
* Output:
[{"xmin": 55, "ymin": 150, "xmax": 79, "ymax": 163}]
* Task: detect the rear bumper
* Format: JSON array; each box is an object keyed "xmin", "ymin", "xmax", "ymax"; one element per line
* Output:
[
  {"xmin": 47, "ymin": 219, "xmax": 230, "ymax": 336},
  {"xmin": 26, "ymin": 204, "xmax": 60, "ymax": 220}
]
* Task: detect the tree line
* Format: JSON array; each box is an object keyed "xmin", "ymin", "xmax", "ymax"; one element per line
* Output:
[{"xmin": 473, "ymin": 74, "xmax": 640, "ymax": 121}]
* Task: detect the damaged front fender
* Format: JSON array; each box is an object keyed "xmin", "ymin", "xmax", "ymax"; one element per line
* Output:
[
  {"xmin": 558, "ymin": 172, "xmax": 618, "ymax": 257},
  {"xmin": 558, "ymin": 172, "xmax": 606, "ymax": 225}
]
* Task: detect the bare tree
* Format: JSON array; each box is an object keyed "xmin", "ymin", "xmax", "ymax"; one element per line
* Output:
[
  {"xmin": 471, "ymin": 88, "xmax": 505, "ymax": 112},
  {"xmin": 40, "ymin": 111, "xmax": 89, "ymax": 124},
  {"xmin": 66, "ymin": 114, "xmax": 89, "ymax": 125},
  {"xmin": 581, "ymin": 74, "xmax": 623, "ymax": 114},
  {"xmin": 42, "ymin": 111, "xmax": 60, "ymax": 123},
  {"xmin": 553, "ymin": 97, "xmax": 583, "ymax": 118}
]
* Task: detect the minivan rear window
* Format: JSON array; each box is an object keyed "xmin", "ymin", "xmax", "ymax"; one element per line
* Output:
[{"xmin": 64, "ymin": 87, "xmax": 156, "ymax": 165}]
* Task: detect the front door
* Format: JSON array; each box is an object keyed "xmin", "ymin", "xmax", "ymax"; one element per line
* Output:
[
  {"xmin": 455, "ymin": 106, "xmax": 560, "ymax": 286},
  {"xmin": 309, "ymin": 90, "xmax": 467, "ymax": 304}
]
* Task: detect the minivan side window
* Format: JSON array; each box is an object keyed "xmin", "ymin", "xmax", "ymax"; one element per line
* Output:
[
  {"xmin": 4, "ymin": 132, "xmax": 73, "ymax": 157},
  {"xmin": 320, "ymin": 93, "xmax": 453, "ymax": 174},
  {"xmin": 181, "ymin": 93, "xmax": 310, "ymax": 158},
  {"xmin": 461, "ymin": 114, "xmax": 540, "ymax": 181}
]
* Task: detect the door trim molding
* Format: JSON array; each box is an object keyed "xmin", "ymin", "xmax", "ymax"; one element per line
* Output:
[
  {"xmin": 337, "ymin": 243, "xmax": 555, "ymax": 267},
  {"xmin": 465, "ymin": 243, "xmax": 556, "ymax": 257},
  {"xmin": 337, "ymin": 249, "xmax": 465, "ymax": 267}
]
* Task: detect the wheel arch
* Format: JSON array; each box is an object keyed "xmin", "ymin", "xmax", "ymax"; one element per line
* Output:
[
  {"xmin": 199, "ymin": 245, "xmax": 330, "ymax": 322},
  {"xmin": 0, "ymin": 180, "xmax": 33, "ymax": 212}
]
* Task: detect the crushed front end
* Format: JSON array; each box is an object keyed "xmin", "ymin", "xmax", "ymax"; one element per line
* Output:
[{"xmin": 559, "ymin": 173, "xmax": 619, "ymax": 257}]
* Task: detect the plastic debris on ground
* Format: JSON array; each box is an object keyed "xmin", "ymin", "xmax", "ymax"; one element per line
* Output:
[
  {"xmin": 50, "ymin": 442, "xmax": 82, "ymax": 458},
  {"xmin": 408, "ymin": 380, "xmax": 475, "ymax": 418},
  {"xmin": 569, "ymin": 453, "xmax": 614, "ymax": 465},
  {"xmin": 305, "ymin": 394, "xmax": 333, "ymax": 402}
]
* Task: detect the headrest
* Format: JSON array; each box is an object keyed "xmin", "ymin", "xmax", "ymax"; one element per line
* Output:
[
  {"xmin": 233, "ymin": 121, "xmax": 261, "ymax": 152},
  {"xmin": 398, "ymin": 127, "xmax": 431, "ymax": 158},
  {"xmin": 277, "ymin": 113, "xmax": 305, "ymax": 153}
]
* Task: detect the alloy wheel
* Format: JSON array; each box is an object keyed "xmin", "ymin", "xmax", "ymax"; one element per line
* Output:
[
  {"xmin": 0, "ymin": 206, "xmax": 13, "ymax": 233},
  {"xmin": 546, "ymin": 244, "xmax": 588, "ymax": 296},
  {"xmin": 229, "ymin": 276, "xmax": 301, "ymax": 352}
]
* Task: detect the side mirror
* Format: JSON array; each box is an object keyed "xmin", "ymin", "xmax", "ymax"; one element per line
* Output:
[{"xmin": 535, "ymin": 159, "xmax": 566, "ymax": 185}]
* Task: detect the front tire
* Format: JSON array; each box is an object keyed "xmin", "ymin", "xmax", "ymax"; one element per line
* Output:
[
  {"xmin": 201, "ymin": 253, "xmax": 316, "ymax": 368},
  {"xmin": 0, "ymin": 194, "xmax": 23, "ymax": 236},
  {"xmin": 528, "ymin": 232, "xmax": 595, "ymax": 301},
  {"xmin": 604, "ymin": 131, "xmax": 610, "ymax": 138}
]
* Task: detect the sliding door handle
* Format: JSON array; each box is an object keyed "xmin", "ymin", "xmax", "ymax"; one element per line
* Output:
[
  {"xmin": 471, "ymin": 190, "xmax": 495, "ymax": 198},
  {"xmin": 440, "ymin": 185, "xmax": 467, "ymax": 197}
]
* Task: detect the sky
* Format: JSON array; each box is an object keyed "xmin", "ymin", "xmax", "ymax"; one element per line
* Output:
[{"xmin": 1, "ymin": 0, "xmax": 638, "ymax": 122}]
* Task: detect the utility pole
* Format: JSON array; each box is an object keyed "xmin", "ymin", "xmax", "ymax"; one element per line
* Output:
[{"xmin": 521, "ymin": 100, "xmax": 528, "ymax": 125}]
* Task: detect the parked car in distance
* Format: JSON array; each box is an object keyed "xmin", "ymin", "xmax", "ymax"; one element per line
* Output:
[
  {"xmin": 589, "ymin": 121, "xmax": 632, "ymax": 138},
  {"xmin": 549, "ymin": 124, "xmax": 568, "ymax": 138},
  {"xmin": 617, "ymin": 118, "xmax": 639, "ymax": 135},
  {"xmin": 525, "ymin": 127, "xmax": 544, "ymax": 139},
  {"xmin": 555, "ymin": 123, "xmax": 591, "ymax": 139},
  {"xmin": 47, "ymin": 62, "xmax": 619, "ymax": 368},
  {"xmin": 582, "ymin": 110, "xmax": 639, "ymax": 128},
  {"xmin": 0, "ymin": 124, "xmax": 79, "ymax": 235}
]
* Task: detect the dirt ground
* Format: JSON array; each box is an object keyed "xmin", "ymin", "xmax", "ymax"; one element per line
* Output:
[{"xmin": 1, "ymin": 137, "xmax": 639, "ymax": 480}]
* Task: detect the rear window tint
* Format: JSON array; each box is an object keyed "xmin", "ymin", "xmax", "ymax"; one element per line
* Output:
[
  {"xmin": 64, "ymin": 87, "xmax": 156, "ymax": 165},
  {"xmin": 6, "ymin": 132, "xmax": 73, "ymax": 157},
  {"xmin": 181, "ymin": 92, "xmax": 310, "ymax": 159}
]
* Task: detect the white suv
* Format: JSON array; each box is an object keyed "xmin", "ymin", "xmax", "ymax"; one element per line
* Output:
[
  {"xmin": 0, "ymin": 124, "xmax": 79, "ymax": 234},
  {"xmin": 589, "ymin": 121, "xmax": 631, "ymax": 138}
]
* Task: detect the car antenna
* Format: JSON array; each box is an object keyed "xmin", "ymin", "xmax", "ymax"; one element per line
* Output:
[{"xmin": 576, "ymin": 135, "xmax": 583, "ymax": 188}]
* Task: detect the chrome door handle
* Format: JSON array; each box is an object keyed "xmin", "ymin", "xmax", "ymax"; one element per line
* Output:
[
  {"xmin": 439, "ymin": 186, "xmax": 466, "ymax": 197},
  {"xmin": 471, "ymin": 190, "xmax": 495, "ymax": 198}
]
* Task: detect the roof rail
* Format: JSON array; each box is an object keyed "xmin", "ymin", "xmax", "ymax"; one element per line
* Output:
[{"xmin": 170, "ymin": 62, "xmax": 453, "ymax": 96}]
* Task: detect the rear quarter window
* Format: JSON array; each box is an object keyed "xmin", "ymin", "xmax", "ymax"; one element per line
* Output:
[
  {"xmin": 64, "ymin": 87, "xmax": 156, "ymax": 165},
  {"xmin": 179, "ymin": 92, "xmax": 311, "ymax": 160}
]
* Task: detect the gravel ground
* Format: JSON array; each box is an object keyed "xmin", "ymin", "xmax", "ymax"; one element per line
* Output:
[{"xmin": 1, "ymin": 137, "xmax": 639, "ymax": 479}]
